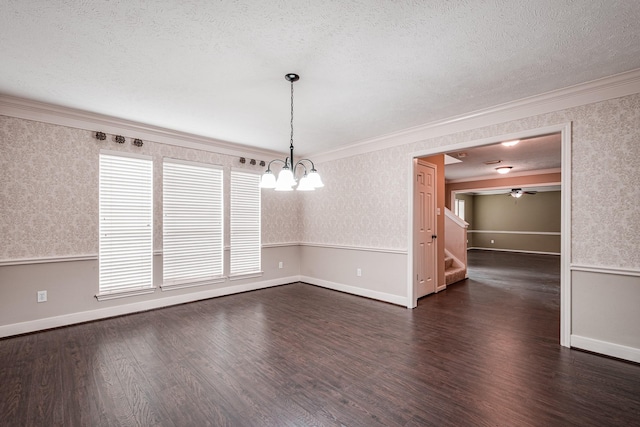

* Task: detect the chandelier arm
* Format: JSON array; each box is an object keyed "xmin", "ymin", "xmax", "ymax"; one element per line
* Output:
[
  {"xmin": 267, "ymin": 158, "xmax": 287, "ymax": 170},
  {"xmin": 293, "ymin": 160, "xmax": 308, "ymax": 176},
  {"xmin": 296, "ymin": 159, "xmax": 316, "ymax": 170}
]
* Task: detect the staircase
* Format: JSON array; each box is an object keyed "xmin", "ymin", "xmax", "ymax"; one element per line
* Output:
[
  {"xmin": 445, "ymin": 253, "xmax": 466, "ymax": 285},
  {"xmin": 444, "ymin": 208, "xmax": 469, "ymax": 286}
]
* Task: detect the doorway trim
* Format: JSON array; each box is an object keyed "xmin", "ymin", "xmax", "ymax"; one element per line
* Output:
[{"xmin": 406, "ymin": 122, "xmax": 572, "ymax": 348}]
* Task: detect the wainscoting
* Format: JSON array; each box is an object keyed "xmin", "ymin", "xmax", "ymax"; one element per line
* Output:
[
  {"xmin": 570, "ymin": 267, "xmax": 640, "ymax": 363},
  {"xmin": 0, "ymin": 245, "xmax": 301, "ymax": 338}
]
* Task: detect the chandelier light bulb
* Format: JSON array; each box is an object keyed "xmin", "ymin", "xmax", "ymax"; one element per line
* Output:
[
  {"xmin": 296, "ymin": 174, "xmax": 315, "ymax": 191},
  {"xmin": 259, "ymin": 170, "xmax": 277, "ymax": 188}
]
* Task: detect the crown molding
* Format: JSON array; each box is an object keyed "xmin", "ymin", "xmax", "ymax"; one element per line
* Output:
[
  {"xmin": 446, "ymin": 168, "xmax": 561, "ymax": 184},
  {"xmin": 0, "ymin": 95, "xmax": 282, "ymax": 159},
  {"xmin": 3, "ymin": 68, "xmax": 640, "ymax": 163},
  {"xmin": 311, "ymin": 68, "xmax": 640, "ymax": 163}
]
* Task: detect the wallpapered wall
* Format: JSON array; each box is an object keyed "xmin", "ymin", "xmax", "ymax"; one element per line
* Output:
[
  {"xmin": 0, "ymin": 116, "xmax": 300, "ymax": 260},
  {"xmin": 301, "ymin": 93, "xmax": 640, "ymax": 269},
  {"xmin": 2, "ymin": 93, "xmax": 639, "ymax": 269},
  {"xmin": 301, "ymin": 146, "xmax": 408, "ymax": 250}
]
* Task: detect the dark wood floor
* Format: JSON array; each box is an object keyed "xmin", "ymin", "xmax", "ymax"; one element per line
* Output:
[{"xmin": 1, "ymin": 250, "xmax": 639, "ymax": 426}]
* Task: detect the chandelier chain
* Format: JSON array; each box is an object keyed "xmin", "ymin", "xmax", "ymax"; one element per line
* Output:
[{"xmin": 289, "ymin": 80, "xmax": 294, "ymax": 152}]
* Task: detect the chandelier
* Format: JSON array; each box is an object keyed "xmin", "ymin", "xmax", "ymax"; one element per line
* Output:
[{"xmin": 260, "ymin": 73, "xmax": 324, "ymax": 191}]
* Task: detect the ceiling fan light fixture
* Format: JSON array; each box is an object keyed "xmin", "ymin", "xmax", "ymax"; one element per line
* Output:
[
  {"xmin": 496, "ymin": 166, "xmax": 513, "ymax": 174},
  {"xmin": 502, "ymin": 140, "xmax": 520, "ymax": 147}
]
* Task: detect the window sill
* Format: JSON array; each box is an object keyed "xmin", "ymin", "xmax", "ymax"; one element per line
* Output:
[
  {"xmin": 161, "ymin": 276, "xmax": 226, "ymax": 292},
  {"xmin": 228, "ymin": 271, "xmax": 263, "ymax": 281},
  {"xmin": 95, "ymin": 287, "xmax": 156, "ymax": 301}
]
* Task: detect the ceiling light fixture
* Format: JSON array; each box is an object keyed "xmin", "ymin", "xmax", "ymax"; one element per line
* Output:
[
  {"xmin": 510, "ymin": 189, "xmax": 524, "ymax": 198},
  {"xmin": 502, "ymin": 140, "xmax": 520, "ymax": 147},
  {"xmin": 260, "ymin": 73, "xmax": 323, "ymax": 192},
  {"xmin": 496, "ymin": 166, "xmax": 513, "ymax": 174}
]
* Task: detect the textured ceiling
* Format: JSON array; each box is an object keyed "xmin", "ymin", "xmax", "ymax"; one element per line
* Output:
[
  {"xmin": 1, "ymin": 1, "xmax": 640, "ymax": 155},
  {"xmin": 444, "ymin": 133, "xmax": 561, "ymax": 181}
]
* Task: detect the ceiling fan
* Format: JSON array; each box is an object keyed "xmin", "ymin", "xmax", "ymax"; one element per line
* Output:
[{"xmin": 508, "ymin": 188, "xmax": 537, "ymax": 198}]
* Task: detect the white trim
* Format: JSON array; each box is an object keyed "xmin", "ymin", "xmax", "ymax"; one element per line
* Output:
[
  {"xmin": 228, "ymin": 271, "xmax": 264, "ymax": 281},
  {"xmin": 468, "ymin": 230, "xmax": 561, "ymax": 236},
  {"xmin": 0, "ymin": 95, "xmax": 282, "ymax": 159},
  {"xmin": 262, "ymin": 242, "xmax": 300, "ymax": 248},
  {"xmin": 300, "ymin": 276, "xmax": 407, "ymax": 306},
  {"xmin": 95, "ymin": 287, "xmax": 156, "ymax": 301},
  {"xmin": 560, "ymin": 122, "xmax": 572, "ymax": 348},
  {"xmin": 570, "ymin": 264, "xmax": 640, "ymax": 278},
  {"xmin": 0, "ymin": 244, "xmax": 299, "ymax": 266},
  {"xmin": 3, "ymin": 70, "xmax": 639, "ymax": 164},
  {"xmin": 160, "ymin": 276, "xmax": 227, "ymax": 291},
  {"xmin": 0, "ymin": 254, "xmax": 98, "ymax": 266},
  {"xmin": 299, "ymin": 242, "xmax": 407, "ymax": 255},
  {"xmin": 469, "ymin": 247, "xmax": 560, "ymax": 256},
  {"xmin": 163, "ymin": 157, "xmax": 223, "ymax": 170},
  {"xmin": 446, "ymin": 168, "xmax": 562, "ymax": 184},
  {"xmin": 406, "ymin": 157, "xmax": 417, "ymax": 308},
  {"xmin": 444, "ymin": 207, "xmax": 468, "ymax": 229},
  {"xmin": 0, "ymin": 276, "xmax": 301, "ymax": 338},
  {"xmin": 570, "ymin": 335, "xmax": 640, "ymax": 364},
  {"xmin": 311, "ymin": 68, "xmax": 640, "ymax": 163}
]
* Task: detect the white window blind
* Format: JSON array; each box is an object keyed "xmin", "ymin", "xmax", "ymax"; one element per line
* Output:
[
  {"xmin": 230, "ymin": 170, "xmax": 261, "ymax": 276},
  {"xmin": 163, "ymin": 160, "xmax": 223, "ymax": 287},
  {"xmin": 99, "ymin": 152, "xmax": 153, "ymax": 297}
]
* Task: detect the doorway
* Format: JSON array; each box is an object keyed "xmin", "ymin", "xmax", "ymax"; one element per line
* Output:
[{"xmin": 407, "ymin": 123, "xmax": 572, "ymax": 347}]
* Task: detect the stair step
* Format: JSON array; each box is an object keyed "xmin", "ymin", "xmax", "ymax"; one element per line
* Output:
[
  {"xmin": 445, "ymin": 266, "xmax": 466, "ymax": 286},
  {"xmin": 445, "ymin": 257, "xmax": 454, "ymax": 269}
]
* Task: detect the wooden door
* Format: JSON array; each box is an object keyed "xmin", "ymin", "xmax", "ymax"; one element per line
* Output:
[{"xmin": 414, "ymin": 160, "xmax": 437, "ymax": 298}]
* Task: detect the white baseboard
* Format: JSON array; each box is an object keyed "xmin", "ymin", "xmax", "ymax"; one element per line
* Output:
[
  {"xmin": 300, "ymin": 275, "xmax": 407, "ymax": 306},
  {"xmin": 571, "ymin": 335, "xmax": 640, "ymax": 364},
  {"xmin": 0, "ymin": 276, "xmax": 301, "ymax": 338},
  {"xmin": 468, "ymin": 247, "xmax": 560, "ymax": 256}
]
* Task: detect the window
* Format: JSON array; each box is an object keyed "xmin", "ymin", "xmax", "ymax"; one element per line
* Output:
[
  {"xmin": 455, "ymin": 198, "xmax": 465, "ymax": 221},
  {"xmin": 98, "ymin": 151, "xmax": 153, "ymax": 300},
  {"xmin": 230, "ymin": 170, "xmax": 261, "ymax": 277},
  {"xmin": 163, "ymin": 159, "xmax": 223, "ymax": 289}
]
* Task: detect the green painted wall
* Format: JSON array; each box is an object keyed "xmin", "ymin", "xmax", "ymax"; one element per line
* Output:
[{"xmin": 465, "ymin": 191, "xmax": 561, "ymax": 253}]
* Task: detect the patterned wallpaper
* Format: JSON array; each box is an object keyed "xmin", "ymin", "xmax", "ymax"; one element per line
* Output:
[
  {"xmin": 300, "ymin": 145, "xmax": 408, "ymax": 249},
  {"xmin": 301, "ymin": 93, "xmax": 640, "ymax": 269},
  {"xmin": 0, "ymin": 116, "xmax": 299, "ymax": 259},
  {"xmin": 2, "ymin": 92, "xmax": 639, "ymax": 268}
]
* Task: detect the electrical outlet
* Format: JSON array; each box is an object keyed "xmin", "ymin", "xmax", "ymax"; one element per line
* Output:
[
  {"xmin": 490, "ymin": 239, "xmax": 495, "ymax": 244},
  {"xmin": 37, "ymin": 290, "xmax": 47, "ymax": 303},
  {"xmin": 356, "ymin": 268, "xmax": 362, "ymax": 277},
  {"xmin": 278, "ymin": 261, "xmax": 283, "ymax": 269}
]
